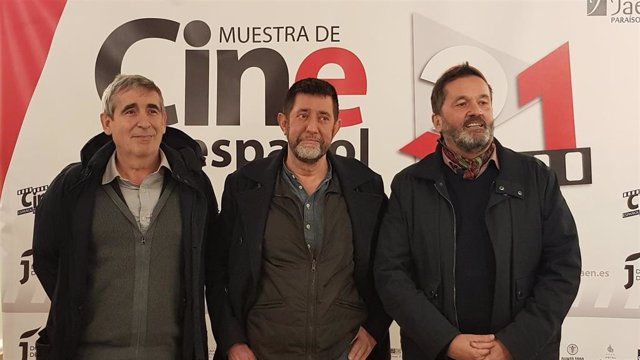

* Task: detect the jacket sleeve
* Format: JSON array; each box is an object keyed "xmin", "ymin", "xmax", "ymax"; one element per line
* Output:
[
  {"xmin": 374, "ymin": 174, "xmax": 460, "ymax": 359},
  {"xmin": 360, "ymin": 174, "xmax": 393, "ymax": 344},
  {"xmin": 206, "ymin": 173, "xmax": 248, "ymax": 356},
  {"xmin": 32, "ymin": 164, "xmax": 77, "ymax": 299},
  {"xmin": 496, "ymin": 167, "xmax": 581, "ymax": 360}
]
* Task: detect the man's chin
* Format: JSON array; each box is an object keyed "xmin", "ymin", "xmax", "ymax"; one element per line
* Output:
[
  {"xmin": 293, "ymin": 146, "xmax": 325, "ymax": 164},
  {"xmin": 457, "ymin": 135, "xmax": 493, "ymax": 153}
]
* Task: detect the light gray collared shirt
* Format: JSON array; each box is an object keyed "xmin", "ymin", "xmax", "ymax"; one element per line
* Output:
[{"xmin": 101, "ymin": 150, "xmax": 171, "ymax": 233}]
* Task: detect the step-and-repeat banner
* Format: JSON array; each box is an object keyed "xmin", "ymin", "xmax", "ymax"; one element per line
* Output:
[{"xmin": 1, "ymin": 1, "xmax": 638, "ymax": 359}]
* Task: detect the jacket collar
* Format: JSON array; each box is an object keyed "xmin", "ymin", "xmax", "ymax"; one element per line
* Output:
[
  {"xmin": 78, "ymin": 127, "xmax": 204, "ymax": 184},
  {"xmin": 239, "ymin": 148, "xmax": 377, "ymax": 192}
]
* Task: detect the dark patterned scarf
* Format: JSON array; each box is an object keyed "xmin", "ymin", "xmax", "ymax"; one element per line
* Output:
[{"xmin": 440, "ymin": 139, "xmax": 495, "ymax": 180}]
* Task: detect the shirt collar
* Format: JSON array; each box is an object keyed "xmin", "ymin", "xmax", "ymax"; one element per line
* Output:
[
  {"xmin": 101, "ymin": 150, "xmax": 171, "ymax": 185},
  {"xmin": 280, "ymin": 158, "xmax": 334, "ymax": 193}
]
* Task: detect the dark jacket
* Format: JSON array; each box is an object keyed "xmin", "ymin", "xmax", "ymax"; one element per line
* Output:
[
  {"xmin": 374, "ymin": 140, "xmax": 581, "ymax": 360},
  {"xmin": 32, "ymin": 127, "xmax": 218, "ymax": 360},
  {"xmin": 207, "ymin": 149, "xmax": 392, "ymax": 360}
]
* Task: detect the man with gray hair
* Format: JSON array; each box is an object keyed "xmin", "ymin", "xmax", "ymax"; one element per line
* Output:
[{"xmin": 33, "ymin": 74, "xmax": 217, "ymax": 360}]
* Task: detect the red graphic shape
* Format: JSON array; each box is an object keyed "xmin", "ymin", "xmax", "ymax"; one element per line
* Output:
[
  {"xmin": 518, "ymin": 42, "xmax": 576, "ymax": 150},
  {"xmin": 296, "ymin": 47, "xmax": 367, "ymax": 127},
  {"xmin": 0, "ymin": 0, "xmax": 67, "ymax": 196},
  {"xmin": 400, "ymin": 131, "xmax": 439, "ymax": 158}
]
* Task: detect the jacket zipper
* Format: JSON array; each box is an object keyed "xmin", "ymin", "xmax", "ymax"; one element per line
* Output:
[
  {"xmin": 434, "ymin": 182, "xmax": 460, "ymax": 328},
  {"xmin": 307, "ymin": 243, "xmax": 318, "ymax": 360}
]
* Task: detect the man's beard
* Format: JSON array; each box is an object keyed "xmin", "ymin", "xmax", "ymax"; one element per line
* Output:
[
  {"xmin": 441, "ymin": 115, "xmax": 494, "ymax": 154},
  {"xmin": 291, "ymin": 136, "xmax": 329, "ymax": 164}
]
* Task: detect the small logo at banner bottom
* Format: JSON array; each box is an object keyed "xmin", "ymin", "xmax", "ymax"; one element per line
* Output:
[
  {"xmin": 603, "ymin": 344, "xmax": 616, "ymax": 360},
  {"xmin": 568, "ymin": 344, "xmax": 579, "ymax": 355},
  {"xmin": 561, "ymin": 343, "xmax": 584, "ymax": 360}
]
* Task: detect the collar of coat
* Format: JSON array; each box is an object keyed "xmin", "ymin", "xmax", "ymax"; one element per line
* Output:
[
  {"xmin": 76, "ymin": 127, "xmax": 205, "ymax": 185},
  {"xmin": 237, "ymin": 147, "xmax": 378, "ymax": 193}
]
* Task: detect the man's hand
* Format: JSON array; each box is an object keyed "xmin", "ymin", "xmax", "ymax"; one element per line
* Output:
[
  {"xmin": 227, "ymin": 343, "xmax": 256, "ymax": 360},
  {"xmin": 447, "ymin": 334, "xmax": 496, "ymax": 360},
  {"xmin": 485, "ymin": 339, "xmax": 512, "ymax": 360},
  {"xmin": 348, "ymin": 326, "xmax": 377, "ymax": 360}
]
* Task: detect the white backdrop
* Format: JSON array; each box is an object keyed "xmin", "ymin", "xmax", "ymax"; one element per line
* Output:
[{"xmin": 1, "ymin": 1, "xmax": 639, "ymax": 359}]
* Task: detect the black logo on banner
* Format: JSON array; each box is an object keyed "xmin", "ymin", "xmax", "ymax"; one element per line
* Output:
[
  {"xmin": 19, "ymin": 327, "xmax": 40, "ymax": 360},
  {"xmin": 623, "ymin": 189, "xmax": 639, "ymax": 218},
  {"xmin": 624, "ymin": 252, "xmax": 640, "ymax": 289},
  {"xmin": 20, "ymin": 249, "xmax": 34, "ymax": 285},
  {"xmin": 95, "ymin": 19, "xmax": 370, "ymax": 171},
  {"xmin": 16, "ymin": 185, "xmax": 47, "ymax": 216}
]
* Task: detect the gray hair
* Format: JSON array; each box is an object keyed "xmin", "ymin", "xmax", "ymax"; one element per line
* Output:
[{"xmin": 101, "ymin": 74, "xmax": 164, "ymax": 117}]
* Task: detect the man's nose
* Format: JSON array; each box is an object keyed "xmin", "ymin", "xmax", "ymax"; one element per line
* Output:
[
  {"xmin": 468, "ymin": 101, "xmax": 484, "ymax": 116},
  {"xmin": 305, "ymin": 115, "xmax": 320, "ymax": 132},
  {"xmin": 137, "ymin": 115, "xmax": 152, "ymax": 128}
]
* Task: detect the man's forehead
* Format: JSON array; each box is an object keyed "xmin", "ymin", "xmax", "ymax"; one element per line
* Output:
[
  {"xmin": 292, "ymin": 93, "xmax": 333, "ymax": 109},
  {"xmin": 443, "ymin": 76, "xmax": 491, "ymax": 98},
  {"xmin": 114, "ymin": 87, "xmax": 162, "ymax": 105}
]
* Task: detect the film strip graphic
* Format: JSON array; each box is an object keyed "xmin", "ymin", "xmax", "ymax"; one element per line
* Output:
[
  {"xmin": 523, "ymin": 148, "xmax": 592, "ymax": 186},
  {"xmin": 622, "ymin": 189, "xmax": 639, "ymax": 218},
  {"xmin": 16, "ymin": 185, "xmax": 48, "ymax": 215}
]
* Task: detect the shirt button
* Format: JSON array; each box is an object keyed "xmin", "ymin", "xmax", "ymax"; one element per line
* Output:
[
  {"xmin": 498, "ymin": 185, "xmax": 505, "ymax": 191},
  {"xmin": 298, "ymin": 185, "xmax": 303, "ymax": 190},
  {"xmin": 306, "ymin": 203, "xmax": 311, "ymax": 209},
  {"xmin": 306, "ymin": 224, "xmax": 311, "ymax": 230}
]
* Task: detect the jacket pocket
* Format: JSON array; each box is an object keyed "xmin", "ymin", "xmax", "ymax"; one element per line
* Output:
[
  {"xmin": 335, "ymin": 298, "xmax": 366, "ymax": 311},
  {"xmin": 515, "ymin": 274, "xmax": 535, "ymax": 302},
  {"xmin": 250, "ymin": 300, "xmax": 286, "ymax": 310},
  {"xmin": 35, "ymin": 337, "xmax": 51, "ymax": 360}
]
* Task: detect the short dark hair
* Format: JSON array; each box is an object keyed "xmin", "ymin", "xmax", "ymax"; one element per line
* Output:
[
  {"xmin": 282, "ymin": 78, "xmax": 339, "ymax": 119},
  {"xmin": 430, "ymin": 62, "xmax": 492, "ymax": 115}
]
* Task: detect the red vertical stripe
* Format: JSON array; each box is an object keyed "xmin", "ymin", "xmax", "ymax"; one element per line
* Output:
[{"xmin": 0, "ymin": 0, "xmax": 67, "ymax": 196}]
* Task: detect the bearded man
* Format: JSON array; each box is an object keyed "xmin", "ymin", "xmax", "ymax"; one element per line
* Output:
[
  {"xmin": 208, "ymin": 78, "xmax": 391, "ymax": 360},
  {"xmin": 374, "ymin": 63, "xmax": 581, "ymax": 360}
]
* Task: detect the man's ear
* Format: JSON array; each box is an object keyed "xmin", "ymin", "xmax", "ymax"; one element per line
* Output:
[
  {"xmin": 277, "ymin": 112, "xmax": 288, "ymax": 135},
  {"xmin": 100, "ymin": 113, "xmax": 113, "ymax": 135},
  {"xmin": 332, "ymin": 118, "xmax": 341, "ymax": 138},
  {"xmin": 432, "ymin": 113, "xmax": 442, "ymax": 132},
  {"xmin": 161, "ymin": 110, "xmax": 167, "ymax": 134}
]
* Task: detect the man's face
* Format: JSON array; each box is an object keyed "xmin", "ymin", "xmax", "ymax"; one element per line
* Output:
[
  {"xmin": 100, "ymin": 87, "xmax": 166, "ymax": 160},
  {"xmin": 278, "ymin": 93, "xmax": 341, "ymax": 164},
  {"xmin": 432, "ymin": 75, "xmax": 494, "ymax": 156}
]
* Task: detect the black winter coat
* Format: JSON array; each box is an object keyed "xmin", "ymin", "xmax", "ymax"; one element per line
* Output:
[
  {"xmin": 32, "ymin": 127, "xmax": 218, "ymax": 360},
  {"xmin": 375, "ymin": 140, "xmax": 581, "ymax": 360}
]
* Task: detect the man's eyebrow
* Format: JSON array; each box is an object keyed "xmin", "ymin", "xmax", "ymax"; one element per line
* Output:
[
  {"xmin": 147, "ymin": 103, "xmax": 162, "ymax": 111},
  {"xmin": 120, "ymin": 103, "xmax": 137, "ymax": 113}
]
